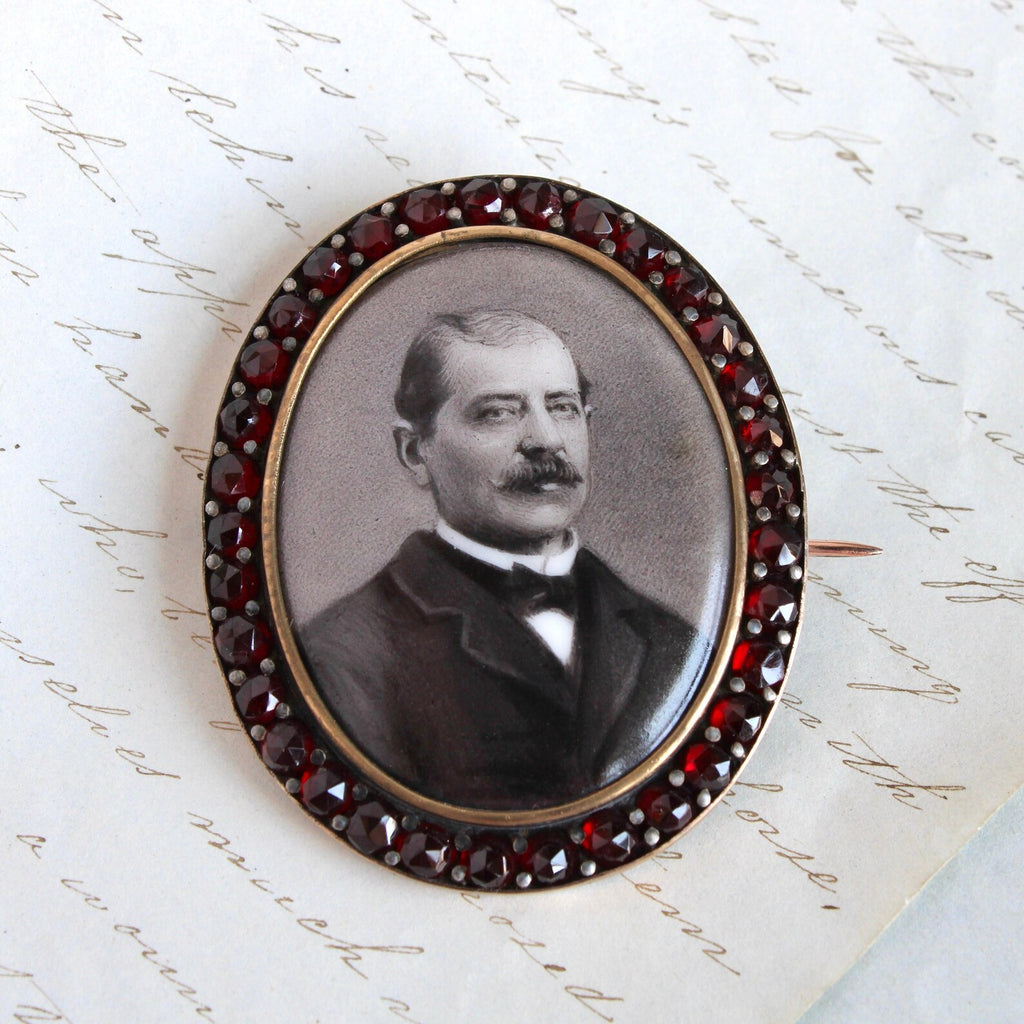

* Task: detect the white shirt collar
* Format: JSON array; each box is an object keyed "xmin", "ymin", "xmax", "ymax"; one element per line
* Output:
[{"xmin": 436, "ymin": 519, "xmax": 579, "ymax": 576}]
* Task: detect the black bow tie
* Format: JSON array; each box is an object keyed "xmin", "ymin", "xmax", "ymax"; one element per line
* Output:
[{"xmin": 496, "ymin": 563, "xmax": 578, "ymax": 617}]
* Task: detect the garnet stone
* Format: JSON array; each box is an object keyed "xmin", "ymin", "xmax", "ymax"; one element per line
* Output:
[
  {"xmin": 260, "ymin": 720, "xmax": 314, "ymax": 773},
  {"xmin": 746, "ymin": 468, "xmax": 795, "ymax": 512},
  {"xmin": 689, "ymin": 313, "xmax": 742, "ymax": 360},
  {"xmin": 731, "ymin": 640, "xmax": 786, "ymax": 689},
  {"xmin": 617, "ymin": 225, "xmax": 667, "ymax": 277},
  {"xmin": 209, "ymin": 453, "xmax": 260, "ymax": 504},
  {"xmin": 208, "ymin": 559, "xmax": 259, "ymax": 611},
  {"xmin": 739, "ymin": 415, "xmax": 785, "ymax": 454},
  {"xmin": 398, "ymin": 828, "xmax": 454, "ymax": 879},
  {"xmin": 239, "ymin": 339, "xmax": 289, "ymax": 389},
  {"xmin": 567, "ymin": 197, "xmax": 621, "ymax": 247},
  {"xmin": 709, "ymin": 693, "xmax": 764, "ymax": 743},
  {"xmin": 215, "ymin": 615, "xmax": 272, "ymax": 669},
  {"xmin": 234, "ymin": 673, "xmax": 285, "ymax": 725},
  {"xmin": 750, "ymin": 522, "xmax": 803, "ymax": 569},
  {"xmin": 744, "ymin": 583, "xmax": 799, "ymax": 627},
  {"xmin": 662, "ymin": 265, "xmax": 709, "ymax": 312},
  {"xmin": 459, "ymin": 178, "xmax": 506, "ymax": 224},
  {"xmin": 347, "ymin": 801, "xmax": 401, "ymax": 856},
  {"xmin": 301, "ymin": 763, "xmax": 354, "ymax": 818},
  {"xmin": 301, "ymin": 246, "xmax": 350, "ymax": 297},
  {"xmin": 637, "ymin": 787, "xmax": 694, "ymax": 834},
  {"xmin": 524, "ymin": 835, "xmax": 575, "ymax": 885},
  {"xmin": 218, "ymin": 396, "xmax": 272, "ymax": 448},
  {"xmin": 582, "ymin": 813, "xmax": 637, "ymax": 866},
  {"xmin": 206, "ymin": 511, "xmax": 257, "ymax": 557},
  {"xmin": 515, "ymin": 181, "xmax": 562, "ymax": 228},
  {"xmin": 718, "ymin": 362, "xmax": 770, "ymax": 408},
  {"xmin": 400, "ymin": 188, "xmax": 449, "ymax": 235},
  {"xmin": 682, "ymin": 743, "xmax": 732, "ymax": 792},
  {"xmin": 462, "ymin": 838, "xmax": 513, "ymax": 889},
  {"xmin": 266, "ymin": 294, "xmax": 317, "ymax": 341},
  {"xmin": 348, "ymin": 213, "xmax": 394, "ymax": 262}
]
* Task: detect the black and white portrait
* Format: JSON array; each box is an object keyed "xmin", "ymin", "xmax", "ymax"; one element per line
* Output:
[{"xmin": 276, "ymin": 241, "xmax": 736, "ymax": 812}]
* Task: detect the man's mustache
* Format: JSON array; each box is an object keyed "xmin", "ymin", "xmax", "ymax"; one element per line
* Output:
[{"xmin": 499, "ymin": 453, "xmax": 584, "ymax": 492}]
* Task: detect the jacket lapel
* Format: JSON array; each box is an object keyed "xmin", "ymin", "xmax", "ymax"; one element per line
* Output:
[{"xmin": 387, "ymin": 533, "xmax": 573, "ymax": 712}]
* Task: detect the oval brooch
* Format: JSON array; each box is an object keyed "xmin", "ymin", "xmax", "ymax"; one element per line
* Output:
[{"xmin": 204, "ymin": 176, "xmax": 812, "ymax": 890}]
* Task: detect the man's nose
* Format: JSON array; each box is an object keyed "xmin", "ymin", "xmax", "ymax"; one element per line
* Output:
[{"xmin": 518, "ymin": 406, "xmax": 564, "ymax": 453}]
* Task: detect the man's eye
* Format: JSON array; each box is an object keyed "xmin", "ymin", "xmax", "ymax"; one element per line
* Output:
[
  {"xmin": 550, "ymin": 400, "xmax": 581, "ymax": 417},
  {"xmin": 477, "ymin": 406, "xmax": 517, "ymax": 422}
]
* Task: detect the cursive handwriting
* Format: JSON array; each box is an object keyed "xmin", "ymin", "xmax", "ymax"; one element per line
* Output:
[
  {"xmin": 771, "ymin": 126, "xmax": 880, "ymax": 183},
  {"xmin": 986, "ymin": 289, "xmax": 1024, "ymax": 332},
  {"xmin": 621, "ymin": 875, "xmax": 741, "ymax": 976},
  {"xmin": 972, "ymin": 131, "xmax": 1024, "ymax": 184},
  {"xmin": 868, "ymin": 466, "xmax": 973, "ymax": 538},
  {"xmin": 54, "ymin": 316, "xmax": 140, "ymax": 353},
  {"xmin": 806, "ymin": 571, "xmax": 961, "ymax": 703},
  {"xmin": 23, "ymin": 71, "xmax": 130, "ymax": 206},
  {"xmin": 875, "ymin": 15, "xmax": 974, "ymax": 115},
  {"xmin": 922, "ymin": 559, "xmax": 1024, "ymax": 607},
  {"xmin": 0, "ymin": 623, "xmax": 55, "ymax": 666},
  {"xmin": 103, "ymin": 228, "xmax": 247, "ymax": 343},
  {"xmin": 38, "ymin": 478, "xmax": 166, "ymax": 588},
  {"xmin": 0, "ymin": 961, "xmax": 75, "ymax": 1024},
  {"xmin": 91, "ymin": 0, "xmax": 143, "ymax": 54},
  {"xmin": 44, "ymin": 677, "xmax": 180, "ymax": 778},
  {"xmin": 461, "ymin": 894, "xmax": 625, "ymax": 1020},
  {"xmin": 187, "ymin": 813, "xmax": 423, "ymax": 980},
  {"xmin": 827, "ymin": 733, "xmax": 966, "ymax": 810},
  {"xmin": 964, "ymin": 409, "xmax": 1024, "ymax": 467},
  {"xmin": 897, "ymin": 204, "xmax": 993, "ymax": 268}
]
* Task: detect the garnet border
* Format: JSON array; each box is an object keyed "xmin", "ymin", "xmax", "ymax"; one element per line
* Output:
[{"xmin": 203, "ymin": 176, "xmax": 807, "ymax": 890}]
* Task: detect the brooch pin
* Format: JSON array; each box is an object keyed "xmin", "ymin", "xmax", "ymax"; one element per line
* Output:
[{"xmin": 204, "ymin": 176, "xmax": 876, "ymax": 890}]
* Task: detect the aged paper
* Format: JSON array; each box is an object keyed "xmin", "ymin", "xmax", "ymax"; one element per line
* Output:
[{"xmin": 2, "ymin": 1, "xmax": 1022, "ymax": 1021}]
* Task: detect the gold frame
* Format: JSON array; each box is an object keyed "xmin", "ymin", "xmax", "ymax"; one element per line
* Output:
[{"xmin": 262, "ymin": 226, "xmax": 747, "ymax": 828}]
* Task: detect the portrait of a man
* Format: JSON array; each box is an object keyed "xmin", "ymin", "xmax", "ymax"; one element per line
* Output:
[{"xmin": 299, "ymin": 309, "xmax": 711, "ymax": 810}]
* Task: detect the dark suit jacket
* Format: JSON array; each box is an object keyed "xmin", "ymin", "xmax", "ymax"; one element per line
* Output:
[{"xmin": 299, "ymin": 532, "xmax": 710, "ymax": 810}]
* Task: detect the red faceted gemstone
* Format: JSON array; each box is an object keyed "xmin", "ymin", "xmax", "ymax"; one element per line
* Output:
[
  {"xmin": 347, "ymin": 800, "xmax": 401, "ymax": 856},
  {"xmin": 567, "ymin": 197, "xmax": 621, "ymax": 247},
  {"xmin": 301, "ymin": 246, "xmax": 350, "ymax": 297},
  {"xmin": 637, "ymin": 787, "xmax": 694, "ymax": 835},
  {"xmin": 215, "ymin": 615, "xmax": 272, "ymax": 669},
  {"xmin": 234, "ymin": 673, "xmax": 286, "ymax": 726},
  {"xmin": 744, "ymin": 583, "xmax": 799, "ymax": 627},
  {"xmin": 400, "ymin": 188, "xmax": 449, "ymax": 235},
  {"xmin": 582, "ymin": 814, "xmax": 638, "ymax": 866},
  {"xmin": 746, "ymin": 468, "xmax": 795, "ymax": 512},
  {"xmin": 266, "ymin": 294, "xmax": 317, "ymax": 341},
  {"xmin": 208, "ymin": 559, "xmax": 259, "ymax": 610},
  {"xmin": 515, "ymin": 181, "xmax": 562, "ymax": 228},
  {"xmin": 459, "ymin": 177, "xmax": 506, "ymax": 224},
  {"xmin": 662, "ymin": 265, "xmax": 709, "ymax": 313},
  {"xmin": 462, "ymin": 838, "xmax": 513, "ymax": 890},
  {"xmin": 209, "ymin": 453, "xmax": 260, "ymax": 503},
  {"xmin": 709, "ymin": 693, "xmax": 764, "ymax": 743},
  {"xmin": 750, "ymin": 522, "xmax": 803, "ymax": 569},
  {"xmin": 718, "ymin": 362, "xmax": 770, "ymax": 408},
  {"xmin": 239, "ymin": 339, "xmax": 289, "ymax": 389},
  {"xmin": 617, "ymin": 226, "xmax": 667, "ymax": 277},
  {"xmin": 348, "ymin": 213, "xmax": 394, "ymax": 262},
  {"xmin": 261, "ymin": 720, "xmax": 314, "ymax": 774},
  {"xmin": 682, "ymin": 743, "xmax": 732, "ymax": 792},
  {"xmin": 731, "ymin": 640, "xmax": 786, "ymax": 689},
  {"xmin": 689, "ymin": 313, "xmax": 742, "ymax": 360},
  {"xmin": 398, "ymin": 828, "xmax": 455, "ymax": 879},
  {"xmin": 300, "ymin": 763, "xmax": 354, "ymax": 817},
  {"xmin": 738, "ymin": 414, "xmax": 785, "ymax": 454},
  {"xmin": 206, "ymin": 511, "xmax": 257, "ymax": 557},
  {"xmin": 218, "ymin": 396, "xmax": 272, "ymax": 449},
  {"xmin": 525, "ymin": 835, "xmax": 575, "ymax": 885}
]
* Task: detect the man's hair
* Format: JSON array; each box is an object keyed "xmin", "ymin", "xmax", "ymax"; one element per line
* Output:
[{"xmin": 395, "ymin": 309, "xmax": 589, "ymax": 435}]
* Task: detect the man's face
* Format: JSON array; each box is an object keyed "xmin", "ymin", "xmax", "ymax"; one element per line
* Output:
[{"xmin": 412, "ymin": 327, "xmax": 590, "ymax": 553}]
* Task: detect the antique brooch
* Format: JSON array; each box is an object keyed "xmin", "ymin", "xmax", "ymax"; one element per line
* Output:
[{"xmin": 203, "ymin": 176, "xmax": 867, "ymax": 890}]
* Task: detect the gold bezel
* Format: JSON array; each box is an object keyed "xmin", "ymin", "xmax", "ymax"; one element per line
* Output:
[{"xmin": 262, "ymin": 226, "xmax": 747, "ymax": 828}]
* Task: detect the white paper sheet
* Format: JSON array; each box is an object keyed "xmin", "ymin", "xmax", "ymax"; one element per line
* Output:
[{"xmin": 2, "ymin": 2, "xmax": 1022, "ymax": 1021}]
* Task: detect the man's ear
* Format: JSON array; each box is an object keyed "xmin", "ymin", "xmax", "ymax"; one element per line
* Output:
[{"xmin": 393, "ymin": 421, "xmax": 432, "ymax": 488}]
